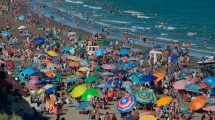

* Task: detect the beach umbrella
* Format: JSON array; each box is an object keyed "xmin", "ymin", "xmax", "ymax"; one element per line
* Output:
[
  {"xmin": 139, "ymin": 112, "xmax": 152, "ymax": 118},
  {"xmin": 78, "ymin": 67, "xmax": 90, "ymax": 71},
  {"xmin": 119, "ymin": 49, "xmax": 130, "ymax": 55},
  {"xmin": 190, "ymin": 96, "xmax": 206, "ymax": 110},
  {"xmin": 41, "ymin": 77, "xmax": 56, "ymax": 83},
  {"xmin": 67, "ymin": 56, "xmax": 82, "ymax": 61},
  {"xmin": 203, "ymin": 77, "xmax": 215, "ymax": 86},
  {"xmin": 68, "ymin": 32, "xmax": 77, "ymax": 36},
  {"xmin": 105, "ymin": 47, "xmax": 113, "ymax": 52},
  {"xmin": 75, "ymin": 102, "xmax": 91, "ymax": 110},
  {"xmin": 139, "ymin": 115, "xmax": 156, "ymax": 120},
  {"xmin": 47, "ymin": 63, "xmax": 57, "ymax": 69},
  {"xmin": 145, "ymin": 48, "xmax": 151, "ymax": 53},
  {"xmin": 80, "ymin": 59, "xmax": 89, "ymax": 66},
  {"xmin": 24, "ymin": 116, "xmax": 38, "ymax": 120},
  {"xmin": 68, "ymin": 62, "xmax": 80, "ymax": 67},
  {"xmin": 184, "ymin": 83, "xmax": 201, "ymax": 89},
  {"xmin": 22, "ymin": 35, "xmax": 31, "ymax": 39},
  {"xmin": 40, "ymin": 69, "xmax": 52, "ymax": 72},
  {"xmin": 186, "ymin": 88, "xmax": 204, "ymax": 94},
  {"xmin": 117, "ymin": 95, "xmax": 136, "ymax": 113},
  {"xmin": 2, "ymin": 31, "xmax": 11, "ymax": 36},
  {"xmin": 199, "ymin": 83, "xmax": 207, "ymax": 88},
  {"xmin": 42, "ymin": 59, "xmax": 51, "ymax": 64},
  {"xmin": 173, "ymin": 80, "xmax": 190, "ymax": 89},
  {"xmin": 71, "ymin": 84, "xmax": 87, "ymax": 98},
  {"xmin": 114, "ymin": 70, "xmax": 127, "ymax": 75},
  {"xmin": 12, "ymin": 90, "xmax": 30, "ymax": 97},
  {"xmin": 139, "ymin": 75, "xmax": 157, "ymax": 82},
  {"xmin": 135, "ymin": 72, "xmax": 146, "ymax": 78},
  {"xmin": 97, "ymin": 41, "xmax": 109, "ymax": 46},
  {"xmin": 46, "ymin": 85, "xmax": 58, "ymax": 94},
  {"xmin": 131, "ymin": 48, "xmax": 141, "ymax": 52},
  {"xmin": 202, "ymin": 105, "xmax": 215, "ymax": 111},
  {"xmin": 0, "ymin": 79, "xmax": 11, "ymax": 87},
  {"xmin": 85, "ymin": 75, "xmax": 99, "ymax": 83},
  {"xmin": 47, "ymin": 51, "xmax": 58, "ymax": 56},
  {"xmin": 128, "ymin": 57, "xmax": 137, "ymax": 61},
  {"xmin": 153, "ymin": 71, "xmax": 166, "ymax": 82},
  {"xmin": 65, "ymin": 75, "xmax": 82, "ymax": 83},
  {"xmin": 82, "ymin": 88, "xmax": 98, "ymax": 101},
  {"xmin": 122, "ymin": 63, "xmax": 137, "ymax": 69},
  {"xmin": 38, "ymin": 84, "xmax": 54, "ymax": 93},
  {"xmin": 33, "ymin": 37, "xmax": 44, "ymax": 44},
  {"xmin": 153, "ymin": 45, "xmax": 162, "ymax": 49},
  {"xmin": 61, "ymin": 47, "xmax": 72, "ymax": 52},
  {"xmin": 102, "ymin": 64, "xmax": 116, "ymax": 69},
  {"xmin": 135, "ymin": 90, "xmax": 154, "ymax": 104},
  {"xmin": 95, "ymin": 83, "xmax": 113, "ymax": 88},
  {"xmin": 109, "ymin": 42, "xmax": 117, "ymax": 46},
  {"xmin": 131, "ymin": 78, "xmax": 145, "ymax": 84},
  {"xmin": 18, "ymin": 26, "xmax": 25, "ymax": 29},
  {"xmin": 157, "ymin": 96, "xmax": 172, "ymax": 106},
  {"xmin": 100, "ymin": 72, "xmax": 114, "ymax": 76},
  {"xmin": 68, "ymin": 82, "xmax": 83, "ymax": 92},
  {"xmin": 51, "ymin": 41, "xmax": 59, "ymax": 47},
  {"xmin": 30, "ymin": 72, "xmax": 44, "ymax": 76},
  {"xmin": 22, "ymin": 68, "xmax": 36, "ymax": 75},
  {"xmin": 94, "ymin": 48, "xmax": 105, "ymax": 56},
  {"xmin": 19, "ymin": 16, "xmax": 25, "ymax": 20},
  {"xmin": 171, "ymin": 55, "xmax": 178, "ymax": 62},
  {"xmin": 45, "ymin": 71, "xmax": 57, "ymax": 77}
]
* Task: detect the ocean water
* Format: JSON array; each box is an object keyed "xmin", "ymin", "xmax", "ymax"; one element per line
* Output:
[{"xmin": 29, "ymin": 0, "xmax": 215, "ymax": 58}]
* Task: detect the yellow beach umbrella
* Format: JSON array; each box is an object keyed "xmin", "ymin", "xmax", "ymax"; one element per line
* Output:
[
  {"xmin": 67, "ymin": 56, "xmax": 78, "ymax": 60},
  {"xmin": 71, "ymin": 84, "xmax": 87, "ymax": 98},
  {"xmin": 139, "ymin": 115, "xmax": 156, "ymax": 120},
  {"xmin": 157, "ymin": 96, "xmax": 172, "ymax": 106},
  {"xmin": 78, "ymin": 67, "xmax": 90, "ymax": 71},
  {"xmin": 47, "ymin": 51, "xmax": 58, "ymax": 56},
  {"xmin": 153, "ymin": 71, "xmax": 166, "ymax": 82}
]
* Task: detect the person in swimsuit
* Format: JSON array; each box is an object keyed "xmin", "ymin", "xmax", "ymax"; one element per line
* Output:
[{"xmin": 204, "ymin": 37, "xmax": 206, "ymax": 43}]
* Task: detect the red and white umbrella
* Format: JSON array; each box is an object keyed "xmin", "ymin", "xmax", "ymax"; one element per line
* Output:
[
  {"xmin": 173, "ymin": 80, "xmax": 190, "ymax": 89},
  {"xmin": 139, "ymin": 111, "xmax": 152, "ymax": 118},
  {"xmin": 202, "ymin": 106, "xmax": 215, "ymax": 111},
  {"xmin": 102, "ymin": 64, "xmax": 116, "ymax": 69}
]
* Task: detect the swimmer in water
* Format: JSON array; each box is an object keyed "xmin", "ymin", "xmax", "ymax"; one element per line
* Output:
[
  {"xmin": 204, "ymin": 37, "xmax": 206, "ymax": 43},
  {"xmin": 210, "ymin": 35, "xmax": 212, "ymax": 40}
]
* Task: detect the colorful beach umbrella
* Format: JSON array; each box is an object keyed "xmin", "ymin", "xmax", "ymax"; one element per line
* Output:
[
  {"xmin": 42, "ymin": 59, "xmax": 51, "ymax": 64},
  {"xmin": 97, "ymin": 41, "xmax": 109, "ymax": 46},
  {"xmin": 114, "ymin": 70, "xmax": 127, "ymax": 75},
  {"xmin": 38, "ymin": 84, "xmax": 54, "ymax": 93},
  {"xmin": 122, "ymin": 63, "xmax": 137, "ymax": 69},
  {"xmin": 75, "ymin": 102, "xmax": 91, "ymax": 110},
  {"xmin": 131, "ymin": 78, "xmax": 145, "ymax": 84},
  {"xmin": 22, "ymin": 68, "xmax": 36, "ymax": 75},
  {"xmin": 71, "ymin": 84, "xmax": 87, "ymax": 98},
  {"xmin": 102, "ymin": 64, "xmax": 116, "ymax": 69},
  {"xmin": 65, "ymin": 75, "xmax": 82, "ymax": 83},
  {"xmin": 157, "ymin": 96, "xmax": 172, "ymax": 106},
  {"xmin": 82, "ymin": 88, "xmax": 98, "ymax": 101},
  {"xmin": 100, "ymin": 72, "xmax": 114, "ymax": 76},
  {"xmin": 184, "ymin": 83, "xmax": 201, "ymax": 89},
  {"xmin": 94, "ymin": 48, "xmax": 105, "ymax": 56},
  {"xmin": 85, "ymin": 75, "xmax": 99, "ymax": 83},
  {"xmin": 153, "ymin": 45, "xmax": 162, "ymax": 49},
  {"xmin": 46, "ymin": 85, "xmax": 58, "ymax": 94},
  {"xmin": 139, "ymin": 115, "xmax": 157, "ymax": 120},
  {"xmin": 139, "ymin": 75, "xmax": 157, "ymax": 82},
  {"xmin": 78, "ymin": 67, "xmax": 90, "ymax": 71},
  {"xmin": 29, "ymin": 76, "xmax": 39, "ymax": 89},
  {"xmin": 153, "ymin": 71, "xmax": 166, "ymax": 82},
  {"xmin": 61, "ymin": 46, "xmax": 72, "ymax": 52},
  {"xmin": 135, "ymin": 90, "xmax": 154, "ymax": 104},
  {"xmin": 47, "ymin": 63, "xmax": 57, "ymax": 69},
  {"xmin": 203, "ymin": 77, "xmax": 215, "ymax": 86},
  {"xmin": 119, "ymin": 49, "xmax": 130, "ymax": 55},
  {"xmin": 190, "ymin": 96, "xmax": 206, "ymax": 110},
  {"xmin": 19, "ymin": 16, "xmax": 25, "ymax": 20},
  {"xmin": 117, "ymin": 96, "xmax": 136, "ymax": 113},
  {"xmin": 47, "ymin": 51, "xmax": 58, "ymax": 56},
  {"xmin": 135, "ymin": 72, "xmax": 146, "ymax": 78},
  {"xmin": 173, "ymin": 80, "xmax": 190, "ymax": 89},
  {"xmin": 68, "ymin": 62, "xmax": 80, "ymax": 67},
  {"xmin": 186, "ymin": 88, "xmax": 204, "ymax": 94},
  {"xmin": 45, "ymin": 71, "xmax": 57, "ymax": 77}
]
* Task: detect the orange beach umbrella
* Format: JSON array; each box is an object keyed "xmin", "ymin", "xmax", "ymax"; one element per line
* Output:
[
  {"xmin": 190, "ymin": 96, "xmax": 206, "ymax": 110},
  {"xmin": 153, "ymin": 71, "xmax": 166, "ymax": 82}
]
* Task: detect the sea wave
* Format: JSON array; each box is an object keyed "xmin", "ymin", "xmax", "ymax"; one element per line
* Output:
[
  {"xmin": 161, "ymin": 33, "xmax": 168, "ymax": 36},
  {"xmin": 136, "ymin": 15, "xmax": 151, "ymax": 19},
  {"xmin": 163, "ymin": 26, "xmax": 177, "ymax": 30},
  {"xmin": 131, "ymin": 26, "xmax": 151, "ymax": 30},
  {"xmin": 187, "ymin": 32, "xmax": 195, "ymax": 36},
  {"xmin": 66, "ymin": 0, "xmax": 83, "ymax": 3},
  {"xmin": 155, "ymin": 25, "xmax": 163, "ymax": 28},
  {"xmin": 101, "ymin": 20, "xmax": 131, "ymax": 24},
  {"xmin": 83, "ymin": 4, "xmax": 102, "ymax": 9},
  {"xmin": 157, "ymin": 37, "xmax": 173, "ymax": 41}
]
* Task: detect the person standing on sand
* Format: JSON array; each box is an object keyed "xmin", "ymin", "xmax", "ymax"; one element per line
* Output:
[
  {"xmin": 132, "ymin": 108, "xmax": 139, "ymax": 120},
  {"xmin": 104, "ymin": 112, "xmax": 111, "ymax": 120},
  {"xmin": 90, "ymin": 105, "xmax": 96, "ymax": 120}
]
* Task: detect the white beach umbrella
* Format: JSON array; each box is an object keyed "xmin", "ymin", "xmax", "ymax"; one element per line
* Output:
[
  {"xmin": 18, "ymin": 26, "xmax": 26, "ymax": 29},
  {"xmin": 68, "ymin": 32, "xmax": 77, "ymax": 36}
]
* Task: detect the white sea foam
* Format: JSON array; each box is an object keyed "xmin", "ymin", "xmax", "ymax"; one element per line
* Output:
[
  {"xmin": 187, "ymin": 32, "xmax": 195, "ymax": 36},
  {"xmin": 101, "ymin": 20, "xmax": 131, "ymax": 24},
  {"xmin": 123, "ymin": 10, "xmax": 141, "ymax": 14},
  {"xmin": 131, "ymin": 26, "xmax": 151, "ymax": 30},
  {"xmin": 137, "ymin": 15, "xmax": 151, "ymax": 19},
  {"xmin": 172, "ymin": 40, "xmax": 178, "ymax": 42},
  {"xmin": 157, "ymin": 37, "xmax": 172, "ymax": 41},
  {"xmin": 155, "ymin": 25, "xmax": 163, "ymax": 28},
  {"xmin": 83, "ymin": 4, "xmax": 102, "ymax": 9},
  {"xmin": 96, "ymin": 21, "xmax": 110, "ymax": 27},
  {"xmin": 161, "ymin": 33, "xmax": 168, "ymax": 36},
  {"xmin": 163, "ymin": 26, "xmax": 177, "ymax": 30},
  {"xmin": 66, "ymin": 0, "xmax": 83, "ymax": 3}
]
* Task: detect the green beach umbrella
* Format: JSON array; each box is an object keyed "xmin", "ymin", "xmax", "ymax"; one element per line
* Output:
[
  {"xmin": 97, "ymin": 41, "xmax": 109, "ymax": 46},
  {"xmin": 85, "ymin": 75, "xmax": 99, "ymax": 83},
  {"xmin": 82, "ymin": 88, "xmax": 98, "ymax": 101},
  {"xmin": 68, "ymin": 82, "xmax": 83, "ymax": 93}
]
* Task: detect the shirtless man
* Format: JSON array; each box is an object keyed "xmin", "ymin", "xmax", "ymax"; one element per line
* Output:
[{"xmin": 104, "ymin": 112, "xmax": 111, "ymax": 120}]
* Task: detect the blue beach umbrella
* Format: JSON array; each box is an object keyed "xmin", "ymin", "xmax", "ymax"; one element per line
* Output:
[
  {"xmin": 171, "ymin": 55, "xmax": 178, "ymax": 62},
  {"xmin": 61, "ymin": 47, "xmax": 72, "ymax": 52},
  {"xmin": 33, "ymin": 37, "xmax": 44, "ymax": 44},
  {"xmin": 139, "ymin": 75, "xmax": 157, "ymax": 82},
  {"xmin": 22, "ymin": 68, "xmax": 36, "ymax": 75},
  {"xmin": 34, "ymin": 80, "xmax": 43, "ymax": 85},
  {"xmin": 131, "ymin": 48, "xmax": 141, "ymax": 52},
  {"xmin": 114, "ymin": 70, "xmax": 127, "ymax": 75},
  {"xmin": 80, "ymin": 59, "xmax": 89, "ymax": 66},
  {"xmin": 41, "ymin": 77, "xmax": 56, "ymax": 82},
  {"xmin": 2, "ymin": 31, "xmax": 11, "ymax": 36},
  {"xmin": 184, "ymin": 83, "xmax": 201, "ymax": 89},
  {"xmin": 46, "ymin": 85, "xmax": 58, "ymax": 93},
  {"xmin": 94, "ymin": 48, "xmax": 105, "ymax": 56},
  {"xmin": 119, "ymin": 49, "xmax": 130, "ymax": 55},
  {"xmin": 203, "ymin": 77, "xmax": 215, "ymax": 86},
  {"xmin": 122, "ymin": 63, "xmax": 137, "ymax": 69},
  {"xmin": 22, "ymin": 35, "xmax": 30, "ymax": 39},
  {"xmin": 145, "ymin": 48, "xmax": 151, "ymax": 53},
  {"xmin": 75, "ymin": 102, "xmax": 91, "ymax": 110},
  {"xmin": 19, "ymin": 16, "xmax": 25, "ymax": 20},
  {"xmin": 100, "ymin": 72, "xmax": 114, "ymax": 76},
  {"xmin": 128, "ymin": 57, "xmax": 137, "ymax": 61},
  {"xmin": 186, "ymin": 88, "xmax": 203, "ymax": 94},
  {"xmin": 153, "ymin": 45, "xmax": 162, "ymax": 49},
  {"xmin": 96, "ymin": 83, "xmax": 113, "ymax": 88},
  {"xmin": 117, "ymin": 96, "xmax": 136, "ymax": 113},
  {"xmin": 131, "ymin": 77, "xmax": 145, "ymax": 84},
  {"xmin": 51, "ymin": 41, "xmax": 59, "ymax": 47},
  {"xmin": 135, "ymin": 72, "xmax": 146, "ymax": 77}
]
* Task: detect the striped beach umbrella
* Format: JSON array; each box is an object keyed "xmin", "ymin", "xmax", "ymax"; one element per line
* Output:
[
  {"xmin": 153, "ymin": 71, "xmax": 166, "ymax": 82},
  {"xmin": 94, "ymin": 48, "xmax": 105, "ymax": 56},
  {"xmin": 117, "ymin": 95, "xmax": 136, "ymax": 113},
  {"xmin": 65, "ymin": 75, "xmax": 82, "ymax": 83},
  {"xmin": 173, "ymin": 80, "xmax": 190, "ymax": 89},
  {"xmin": 68, "ymin": 62, "xmax": 80, "ymax": 67},
  {"xmin": 100, "ymin": 72, "xmax": 114, "ymax": 76},
  {"xmin": 102, "ymin": 64, "xmax": 116, "ymax": 69},
  {"xmin": 135, "ymin": 90, "xmax": 154, "ymax": 104},
  {"xmin": 184, "ymin": 83, "xmax": 201, "ymax": 89},
  {"xmin": 47, "ymin": 63, "xmax": 57, "ymax": 69},
  {"xmin": 42, "ymin": 59, "xmax": 51, "ymax": 64}
]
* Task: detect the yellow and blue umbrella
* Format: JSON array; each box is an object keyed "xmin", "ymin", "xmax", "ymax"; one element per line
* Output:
[{"xmin": 65, "ymin": 75, "xmax": 82, "ymax": 83}]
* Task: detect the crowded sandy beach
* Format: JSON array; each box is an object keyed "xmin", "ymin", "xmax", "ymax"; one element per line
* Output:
[{"xmin": 0, "ymin": 0, "xmax": 215, "ymax": 120}]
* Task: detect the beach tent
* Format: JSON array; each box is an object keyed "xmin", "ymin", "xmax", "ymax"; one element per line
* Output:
[
  {"xmin": 149, "ymin": 50, "xmax": 163, "ymax": 64},
  {"xmin": 29, "ymin": 76, "xmax": 39, "ymax": 89}
]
